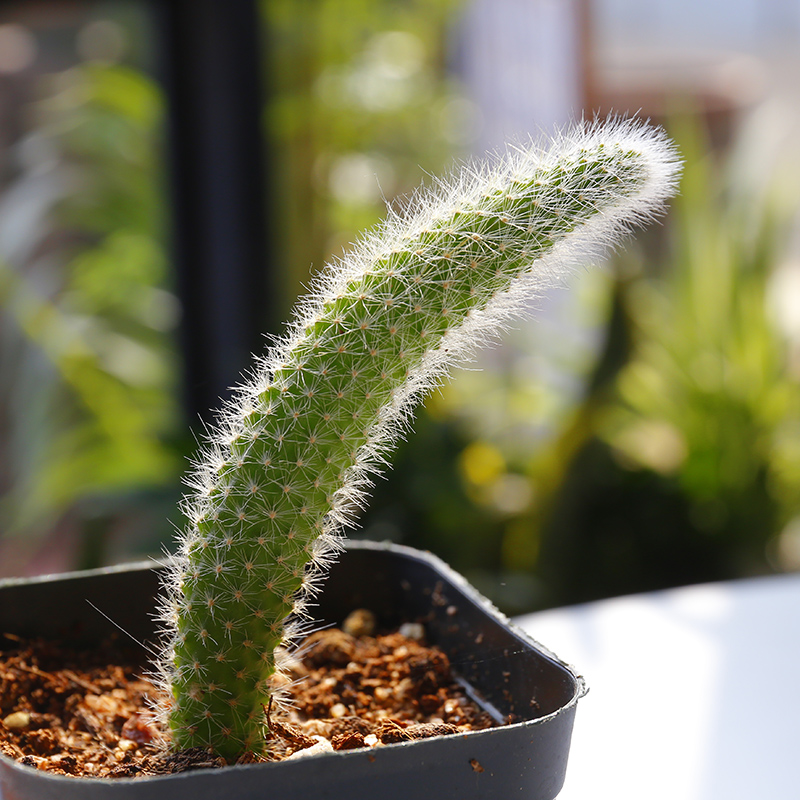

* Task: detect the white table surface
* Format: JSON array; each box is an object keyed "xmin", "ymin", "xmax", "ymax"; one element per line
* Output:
[{"xmin": 515, "ymin": 573, "xmax": 800, "ymax": 800}]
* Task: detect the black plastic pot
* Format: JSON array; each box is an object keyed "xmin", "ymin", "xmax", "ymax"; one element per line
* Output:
[{"xmin": 0, "ymin": 540, "xmax": 585, "ymax": 800}]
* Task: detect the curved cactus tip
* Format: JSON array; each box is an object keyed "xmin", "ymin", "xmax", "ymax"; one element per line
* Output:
[{"xmin": 153, "ymin": 116, "xmax": 680, "ymax": 762}]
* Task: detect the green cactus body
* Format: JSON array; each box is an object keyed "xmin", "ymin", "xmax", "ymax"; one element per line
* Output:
[{"xmin": 158, "ymin": 120, "xmax": 680, "ymax": 762}]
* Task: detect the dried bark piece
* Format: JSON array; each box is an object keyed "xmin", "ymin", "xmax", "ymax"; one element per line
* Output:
[{"xmin": 331, "ymin": 730, "xmax": 366, "ymax": 750}]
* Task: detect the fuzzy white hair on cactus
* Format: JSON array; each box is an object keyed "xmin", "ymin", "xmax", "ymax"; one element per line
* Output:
[{"xmin": 155, "ymin": 117, "xmax": 681, "ymax": 763}]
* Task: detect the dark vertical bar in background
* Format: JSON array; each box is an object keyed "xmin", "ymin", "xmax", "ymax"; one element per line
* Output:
[{"xmin": 151, "ymin": 0, "xmax": 273, "ymax": 425}]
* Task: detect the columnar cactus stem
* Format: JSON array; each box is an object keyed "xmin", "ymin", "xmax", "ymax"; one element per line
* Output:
[{"xmin": 157, "ymin": 119, "xmax": 680, "ymax": 762}]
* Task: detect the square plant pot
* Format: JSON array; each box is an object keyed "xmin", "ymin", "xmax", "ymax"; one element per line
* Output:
[{"xmin": 0, "ymin": 540, "xmax": 584, "ymax": 800}]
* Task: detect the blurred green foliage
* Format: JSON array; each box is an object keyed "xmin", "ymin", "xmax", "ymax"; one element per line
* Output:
[
  {"xmin": 262, "ymin": 0, "xmax": 469, "ymax": 314},
  {"xmin": 3, "ymin": 5, "xmax": 798, "ymax": 611},
  {"xmin": 362, "ymin": 117, "xmax": 800, "ymax": 612},
  {"xmin": 534, "ymin": 120, "xmax": 800, "ymax": 608},
  {"xmin": 591, "ymin": 119, "xmax": 800, "ymax": 588},
  {"xmin": 0, "ymin": 1, "xmax": 469, "ymax": 573},
  {"xmin": 0, "ymin": 63, "xmax": 182, "ymax": 570}
]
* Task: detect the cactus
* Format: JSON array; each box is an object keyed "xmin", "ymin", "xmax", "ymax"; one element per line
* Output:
[{"xmin": 156, "ymin": 118, "xmax": 680, "ymax": 763}]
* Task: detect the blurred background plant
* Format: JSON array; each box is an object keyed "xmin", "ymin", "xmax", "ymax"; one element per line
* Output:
[
  {"xmin": 263, "ymin": 0, "xmax": 466, "ymax": 314},
  {"xmin": 0, "ymin": 20, "xmax": 183, "ymax": 574},
  {"xmin": 376, "ymin": 115, "xmax": 800, "ymax": 613},
  {"xmin": 2, "ymin": 0, "xmax": 800, "ymax": 614},
  {"xmin": 0, "ymin": 0, "xmax": 470, "ymax": 576}
]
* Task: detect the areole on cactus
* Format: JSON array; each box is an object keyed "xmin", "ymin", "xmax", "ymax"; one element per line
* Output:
[{"xmin": 155, "ymin": 118, "xmax": 681, "ymax": 763}]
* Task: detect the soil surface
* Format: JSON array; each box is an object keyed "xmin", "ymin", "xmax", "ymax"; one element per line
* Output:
[{"xmin": 0, "ymin": 611, "xmax": 497, "ymax": 778}]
